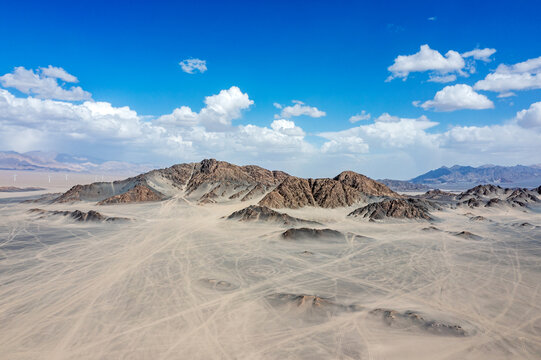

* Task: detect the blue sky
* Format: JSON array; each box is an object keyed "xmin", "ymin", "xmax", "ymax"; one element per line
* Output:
[{"xmin": 0, "ymin": 0, "xmax": 540, "ymax": 179}]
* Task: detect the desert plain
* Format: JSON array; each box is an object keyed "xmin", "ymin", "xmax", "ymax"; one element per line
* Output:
[{"xmin": 0, "ymin": 160, "xmax": 540, "ymax": 359}]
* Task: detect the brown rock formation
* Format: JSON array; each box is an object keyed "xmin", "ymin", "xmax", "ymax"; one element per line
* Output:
[
  {"xmin": 186, "ymin": 159, "xmax": 287, "ymax": 195},
  {"xmin": 259, "ymin": 172, "xmax": 398, "ymax": 209},
  {"xmin": 333, "ymin": 171, "xmax": 398, "ymax": 197},
  {"xmin": 226, "ymin": 205, "xmax": 317, "ymax": 225},
  {"xmin": 53, "ymin": 158, "xmax": 397, "ymax": 208},
  {"xmin": 348, "ymin": 198, "xmax": 433, "ymax": 221}
]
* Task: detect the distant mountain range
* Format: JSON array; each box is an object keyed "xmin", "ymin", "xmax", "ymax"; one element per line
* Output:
[
  {"xmin": 0, "ymin": 151, "xmax": 152, "ymax": 175},
  {"xmin": 408, "ymin": 164, "xmax": 541, "ymax": 189},
  {"xmin": 2, "ymin": 151, "xmax": 540, "ymax": 190}
]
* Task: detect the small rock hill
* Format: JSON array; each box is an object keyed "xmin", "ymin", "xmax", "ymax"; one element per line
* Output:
[
  {"xmin": 226, "ymin": 205, "xmax": 317, "ymax": 225},
  {"xmin": 348, "ymin": 198, "xmax": 434, "ymax": 221}
]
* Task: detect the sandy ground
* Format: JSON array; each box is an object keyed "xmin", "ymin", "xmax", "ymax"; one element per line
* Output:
[{"xmin": 0, "ymin": 193, "xmax": 540, "ymax": 359}]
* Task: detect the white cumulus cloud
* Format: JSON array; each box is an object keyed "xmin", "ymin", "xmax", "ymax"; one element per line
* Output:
[
  {"xmin": 320, "ymin": 114, "xmax": 440, "ymax": 153},
  {"xmin": 417, "ymin": 84, "xmax": 494, "ymax": 111},
  {"xmin": 158, "ymin": 86, "xmax": 254, "ymax": 131},
  {"xmin": 349, "ymin": 110, "xmax": 371, "ymax": 123},
  {"xmin": 179, "ymin": 58, "xmax": 207, "ymax": 74},
  {"xmin": 461, "ymin": 48, "xmax": 496, "ymax": 62},
  {"xmin": 40, "ymin": 65, "xmax": 79, "ymax": 82},
  {"xmin": 0, "ymin": 66, "xmax": 91, "ymax": 101},
  {"xmin": 428, "ymin": 74, "xmax": 457, "ymax": 83},
  {"xmin": 387, "ymin": 44, "xmax": 465, "ymax": 81},
  {"xmin": 474, "ymin": 56, "xmax": 541, "ymax": 93},
  {"xmin": 514, "ymin": 101, "xmax": 541, "ymax": 128},
  {"xmin": 276, "ymin": 100, "xmax": 326, "ymax": 118}
]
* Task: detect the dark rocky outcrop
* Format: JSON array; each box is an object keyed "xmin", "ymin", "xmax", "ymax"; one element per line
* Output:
[
  {"xmin": 281, "ymin": 228, "xmax": 345, "ymax": 240},
  {"xmin": 226, "ymin": 205, "xmax": 317, "ymax": 225},
  {"xmin": 28, "ymin": 208, "xmax": 128, "ymax": 222},
  {"xmin": 469, "ymin": 215, "xmax": 487, "ymax": 221},
  {"xmin": 370, "ymin": 308, "xmax": 468, "ymax": 336},
  {"xmin": 348, "ymin": 198, "xmax": 434, "ymax": 221},
  {"xmin": 422, "ymin": 226, "xmax": 442, "ymax": 232},
  {"xmin": 453, "ymin": 231, "xmax": 482, "ymax": 240},
  {"xmin": 265, "ymin": 293, "xmax": 363, "ymax": 314}
]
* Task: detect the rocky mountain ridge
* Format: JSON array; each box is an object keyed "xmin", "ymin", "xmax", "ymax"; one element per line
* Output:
[{"xmin": 54, "ymin": 159, "xmax": 398, "ymax": 209}]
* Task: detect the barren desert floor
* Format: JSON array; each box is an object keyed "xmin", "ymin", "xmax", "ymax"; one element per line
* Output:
[{"xmin": 1, "ymin": 193, "xmax": 540, "ymax": 359}]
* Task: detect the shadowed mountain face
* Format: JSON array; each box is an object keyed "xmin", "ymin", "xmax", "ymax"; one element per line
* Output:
[{"xmin": 54, "ymin": 159, "xmax": 397, "ymax": 209}]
